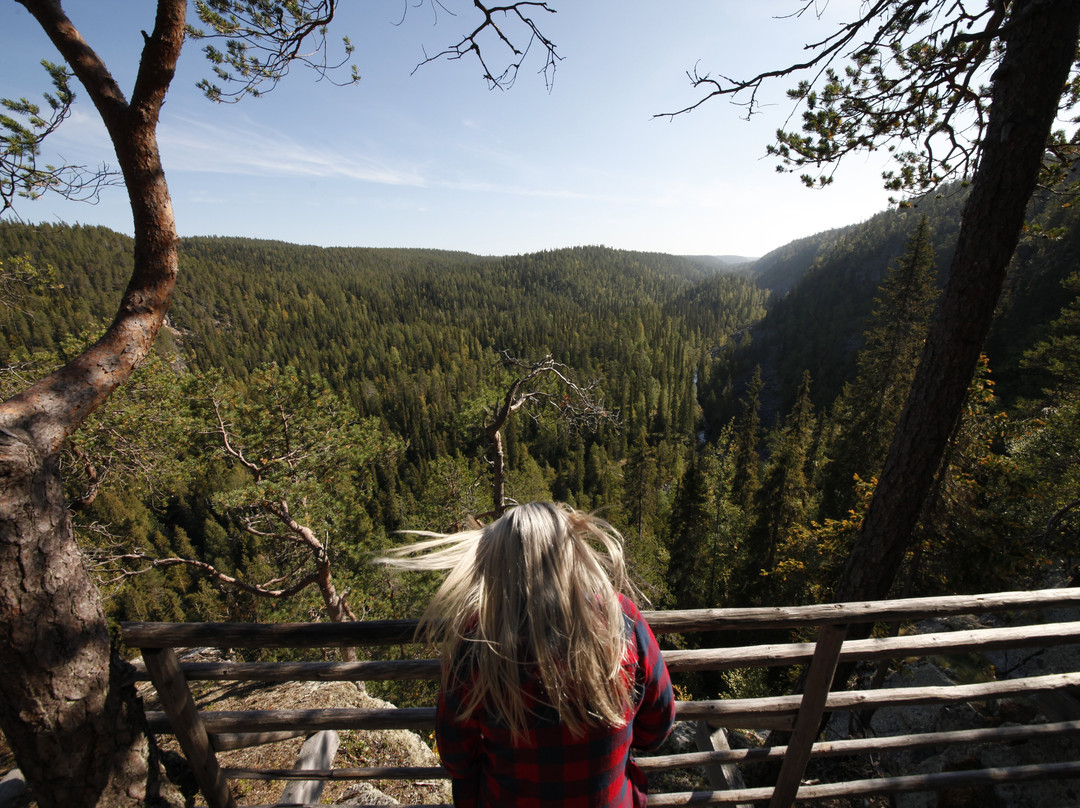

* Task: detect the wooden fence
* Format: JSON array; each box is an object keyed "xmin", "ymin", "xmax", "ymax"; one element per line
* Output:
[{"xmin": 121, "ymin": 587, "xmax": 1080, "ymax": 807}]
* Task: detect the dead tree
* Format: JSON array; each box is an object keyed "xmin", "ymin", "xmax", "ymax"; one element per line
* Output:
[{"xmin": 484, "ymin": 351, "xmax": 617, "ymax": 516}]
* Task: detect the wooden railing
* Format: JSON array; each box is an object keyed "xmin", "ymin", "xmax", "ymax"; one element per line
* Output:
[{"xmin": 121, "ymin": 587, "xmax": 1080, "ymax": 807}]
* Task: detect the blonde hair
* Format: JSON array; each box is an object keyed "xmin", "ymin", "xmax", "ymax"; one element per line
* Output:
[{"xmin": 377, "ymin": 502, "xmax": 639, "ymax": 740}]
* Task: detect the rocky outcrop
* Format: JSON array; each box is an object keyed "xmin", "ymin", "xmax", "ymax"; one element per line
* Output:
[{"xmin": 140, "ymin": 676, "xmax": 451, "ymax": 807}]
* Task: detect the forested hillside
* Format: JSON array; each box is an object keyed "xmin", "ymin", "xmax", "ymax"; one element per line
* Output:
[
  {"xmin": 708, "ymin": 185, "xmax": 1080, "ymax": 420},
  {"xmin": 687, "ymin": 185, "xmax": 1080, "ymax": 612},
  {"xmin": 1, "ymin": 199, "xmax": 1077, "ymax": 645},
  {"xmin": 0, "ymin": 222, "xmax": 765, "ymax": 623}
]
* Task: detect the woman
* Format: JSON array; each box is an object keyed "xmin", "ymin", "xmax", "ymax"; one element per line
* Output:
[{"xmin": 377, "ymin": 502, "xmax": 675, "ymax": 807}]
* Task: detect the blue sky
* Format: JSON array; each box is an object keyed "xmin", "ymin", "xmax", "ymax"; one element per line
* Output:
[{"xmin": 1, "ymin": 1, "xmax": 898, "ymax": 258}]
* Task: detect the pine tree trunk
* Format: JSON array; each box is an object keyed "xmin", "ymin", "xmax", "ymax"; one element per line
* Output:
[
  {"xmin": 834, "ymin": 0, "xmax": 1080, "ymax": 603},
  {"xmin": 0, "ymin": 441, "xmax": 163, "ymax": 807}
]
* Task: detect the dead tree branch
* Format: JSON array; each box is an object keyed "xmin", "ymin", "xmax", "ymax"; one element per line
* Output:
[
  {"xmin": 412, "ymin": 0, "xmax": 560, "ymax": 89},
  {"xmin": 485, "ymin": 350, "xmax": 618, "ymax": 515}
]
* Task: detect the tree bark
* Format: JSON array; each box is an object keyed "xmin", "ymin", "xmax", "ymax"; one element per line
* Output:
[
  {"xmin": 0, "ymin": 448, "xmax": 164, "ymax": 806},
  {"xmin": 0, "ymin": 2, "xmax": 186, "ymax": 805},
  {"xmin": 834, "ymin": 0, "xmax": 1080, "ymax": 604}
]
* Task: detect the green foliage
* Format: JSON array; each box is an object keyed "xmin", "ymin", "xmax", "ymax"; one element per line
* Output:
[
  {"xmin": 719, "ymin": 667, "xmax": 771, "ymax": 701},
  {"xmin": 621, "ymin": 432, "xmax": 667, "ymax": 601},
  {"xmin": 820, "ymin": 215, "xmax": 939, "ymax": 517},
  {"xmin": 5, "ymin": 200, "xmax": 1080, "ymax": 624},
  {"xmin": 1, "ymin": 222, "xmax": 771, "ymax": 622},
  {"xmin": 910, "ymin": 358, "xmax": 1027, "ymax": 594},
  {"xmin": 745, "ymin": 371, "xmax": 819, "ymax": 604},
  {"xmin": 1020, "ymin": 271, "xmax": 1080, "ymax": 402},
  {"xmin": 770, "ymin": 477, "xmax": 872, "ymax": 606},
  {"xmin": 1, "ymin": 61, "xmax": 98, "ymax": 213},
  {"xmin": 187, "ymin": 1, "xmax": 359, "ymax": 102},
  {"xmin": 199, "ymin": 363, "xmax": 397, "ymax": 520},
  {"xmin": 0, "ymin": 334, "xmax": 195, "ymax": 513},
  {"xmin": 686, "ymin": 2, "xmax": 1080, "ymax": 197},
  {"xmin": 729, "ymin": 366, "xmax": 763, "ymax": 513},
  {"xmin": 0, "ymin": 253, "xmax": 57, "ymax": 315}
]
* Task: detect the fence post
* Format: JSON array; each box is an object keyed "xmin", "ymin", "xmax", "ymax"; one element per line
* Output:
[
  {"xmin": 142, "ymin": 647, "xmax": 235, "ymax": 808},
  {"xmin": 768, "ymin": 623, "xmax": 847, "ymax": 808},
  {"xmin": 695, "ymin": 722, "xmax": 753, "ymax": 808},
  {"xmin": 277, "ymin": 730, "xmax": 340, "ymax": 806}
]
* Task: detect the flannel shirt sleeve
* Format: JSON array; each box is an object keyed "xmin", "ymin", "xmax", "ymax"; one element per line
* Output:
[
  {"xmin": 436, "ymin": 679, "xmax": 482, "ymax": 808},
  {"xmin": 625, "ymin": 598, "xmax": 675, "ymax": 752}
]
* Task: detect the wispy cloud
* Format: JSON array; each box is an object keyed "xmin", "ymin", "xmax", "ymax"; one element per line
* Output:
[
  {"xmin": 158, "ymin": 113, "xmax": 429, "ymax": 187},
  {"xmin": 46, "ymin": 109, "xmax": 114, "ymax": 163},
  {"xmin": 156, "ymin": 112, "xmax": 648, "ymax": 206}
]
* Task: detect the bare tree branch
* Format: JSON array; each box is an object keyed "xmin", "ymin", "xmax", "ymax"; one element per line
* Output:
[
  {"xmin": 484, "ymin": 350, "xmax": 618, "ymax": 514},
  {"xmin": 412, "ymin": 0, "xmax": 560, "ymax": 89},
  {"xmin": 208, "ymin": 391, "xmax": 263, "ymax": 477},
  {"xmin": 1029, "ymin": 492, "xmax": 1080, "ymax": 548},
  {"xmin": 102, "ymin": 551, "xmax": 320, "ymax": 599}
]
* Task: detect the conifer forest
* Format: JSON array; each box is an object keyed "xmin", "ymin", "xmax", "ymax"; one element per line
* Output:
[{"xmin": 2, "ymin": 180, "xmax": 1078, "ymax": 648}]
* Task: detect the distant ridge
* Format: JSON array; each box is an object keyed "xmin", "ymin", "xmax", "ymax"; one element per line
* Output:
[{"xmin": 683, "ymin": 254, "xmax": 757, "ymax": 272}]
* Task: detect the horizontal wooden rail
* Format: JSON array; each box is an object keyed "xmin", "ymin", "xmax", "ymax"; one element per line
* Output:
[
  {"xmin": 123, "ymin": 619, "xmax": 420, "ymax": 649},
  {"xmin": 146, "ymin": 706, "xmax": 434, "ymax": 734},
  {"xmin": 144, "ymin": 658, "xmax": 441, "ymax": 683},
  {"xmin": 638, "ymin": 719, "xmax": 1080, "ymax": 771},
  {"xmin": 645, "ymin": 587, "xmax": 1080, "ymax": 634},
  {"xmin": 212, "ymin": 731, "xmax": 308, "ymax": 752},
  {"xmin": 647, "ymin": 760, "xmax": 1080, "ymax": 805},
  {"xmin": 145, "ymin": 672, "xmax": 1080, "ymax": 739},
  {"xmin": 212, "ymin": 761, "xmax": 1080, "ymax": 808},
  {"xmin": 680, "ymin": 671, "xmax": 1080, "ymax": 726},
  {"xmin": 126, "ymin": 588, "xmax": 1080, "ymax": 808},
  {"xmin": 128, "ymin": 619, "xmax": 1080, "ymax": 686},
  {"xmin": 663, "ymin": 620, "xmax": 1080, "ymax": 672},
  {"xmin": 238, "ymin": 718, "xmax": 1080, "ymax": 782},
  {"xmin": 120, "ymin": 588, "xmax": 1080, "ymax": 650},
  {"xmin": 215, "ymin": 721, "xmax": 1080, "ymax": 783},
  {"xmin": 248, "ymin": 720, "xmax": 1080, "ymax": 780}
]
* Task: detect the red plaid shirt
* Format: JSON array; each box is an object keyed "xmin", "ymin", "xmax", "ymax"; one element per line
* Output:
[{"xmin": 436, "ymin": 595, "xmax": 675, "ymax": 807}]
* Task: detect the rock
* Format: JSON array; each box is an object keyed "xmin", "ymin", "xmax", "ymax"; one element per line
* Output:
[
  {"xmin": 0, "ymin": 769, "xmax": 26, "ymax": 808},
  {"xmin": 868, "ymin": 661, "xmax": 986, "ymax": 774},
  {"xmin": 665, "ymin": 721, "xmax": 699, "ymax": 753},
  {"xmin": 339, "ymin": 781, "xmax": 401, "ymax": 805}
]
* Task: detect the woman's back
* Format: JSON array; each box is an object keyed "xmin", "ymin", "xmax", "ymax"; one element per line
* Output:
[
  {"xmin": 378, "ymin": 502, "xmax": 675, "ymax": 807},
  {"xmin": 437, "ymin": 594, "xmax": 673, "ymax": 807}
]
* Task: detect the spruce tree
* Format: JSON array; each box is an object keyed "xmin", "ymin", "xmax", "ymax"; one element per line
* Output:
[
  {"xmin": 621, "ymin": 430, "xmax": 666, "ymax": 598},
  {"xmin": 730, "ymin": 366, "xmax": 764, "ymax": 512},
  {"xmin": 745, "ymin": 371, "xmax": 818, "ymax": 604},
  {"xmin": 821, "ymin": 216, "xmax": 939, "ymax": 517},
  {"xmin": 666, "ymin": 453, "xmax": 712, "ymax": 609}
]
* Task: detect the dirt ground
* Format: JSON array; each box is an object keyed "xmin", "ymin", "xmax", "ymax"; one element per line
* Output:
[{"xmin": 142, "ymin": 678, "xmax": 452, "ymax": 806}]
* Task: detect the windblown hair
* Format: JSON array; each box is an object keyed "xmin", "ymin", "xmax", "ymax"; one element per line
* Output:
[{"xmin": 377, "ymin": 502, "xmax": 639, "ymax": 740}]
